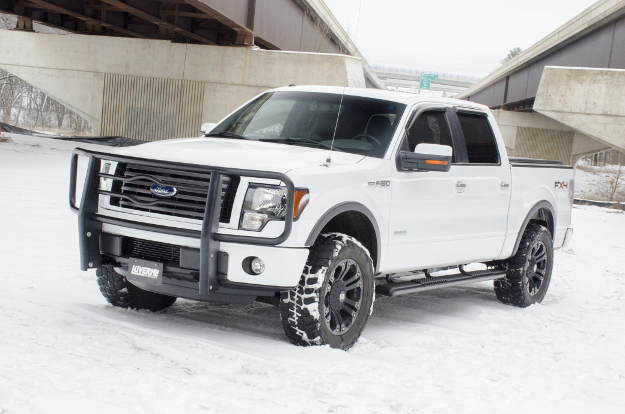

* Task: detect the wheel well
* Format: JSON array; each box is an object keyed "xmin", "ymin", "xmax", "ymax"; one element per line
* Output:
[
  {"xmin": 528, "ymin": 207, "xmax": 554, "ymax": 237},
  {"xmin": 318, "ymin": 211, "xmax": 378, "ymax": 270}
]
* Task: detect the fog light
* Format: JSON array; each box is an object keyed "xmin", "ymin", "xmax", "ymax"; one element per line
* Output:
[{"xmin": 250, "ymin": 257, "xmax": 265, "ymax": 275}]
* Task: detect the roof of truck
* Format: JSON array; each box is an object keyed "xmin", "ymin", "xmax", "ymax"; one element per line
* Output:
[{"xmin": 269, "ymin": 85, "xmax": 489, "ymax": 111}]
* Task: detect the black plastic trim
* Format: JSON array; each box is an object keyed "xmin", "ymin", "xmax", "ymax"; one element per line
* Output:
[
  {"xmin": 510, "ymin": 163, "xmax": 574, "ymax": 170},
  {"xmin": 508, "ymin": 157, "xmax": 566, "ymax": 165},
  {"xmin": 304, "ymin": 202, "xmax": 381, "ymax": 272},
  {"xmin": 510, "ymin": 200, "xmax": 556, "ymax": 256},
  {"xmin": 398, "ymin": 151, "xmax": 451, "ymax": 172}
]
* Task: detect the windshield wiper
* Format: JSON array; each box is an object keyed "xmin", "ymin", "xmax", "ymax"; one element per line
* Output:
[
  {"xmin": 204, "ymin": 131, "xmax": 249, "ymax": 140},
  {"xmin": 260, "ymin": 138, "xmax": 343, "ymax": 152}
]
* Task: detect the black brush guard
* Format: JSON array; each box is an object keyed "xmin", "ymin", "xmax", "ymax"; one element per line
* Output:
[{"xmin": 69, "ymin": 148, "xmax": 295, "ymax": 300}]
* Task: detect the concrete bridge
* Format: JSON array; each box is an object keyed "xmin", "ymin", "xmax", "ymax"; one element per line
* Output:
[
  {"xmin": 0, "ymin": 0, "xmax": 383, "ymax": 141},
  {"xmin": 0, "ymin": 29, "xmax": 366, "ymax": 140},
  {"xmin": 458, "ymin": 0, "xmax": 625, "ymax": 165}
]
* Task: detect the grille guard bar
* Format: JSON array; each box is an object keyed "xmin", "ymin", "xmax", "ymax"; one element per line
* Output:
[{"xmin": 69, "ymin": 148, "xmax": 296, "ymax": 299}]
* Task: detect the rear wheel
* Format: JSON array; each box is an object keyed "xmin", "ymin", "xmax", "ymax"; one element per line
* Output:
[
  {"xmin": 96, "ymin": 265, "xmax": 177, "ymax": 312},
  {"xmin": 279, "ymin": 233, "xmax": 375, "ymax": 350},
  {"xmin": 494, "ymin": 224, "xmax": 553, "ymax": 307}
]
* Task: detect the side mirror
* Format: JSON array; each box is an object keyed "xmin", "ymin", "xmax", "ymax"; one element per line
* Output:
[
  {"xmin": 399, "ymin": 144, "xmax": 452, "ymax": 172},
  {"xmin": 200, "ymin": 123, "xmax": 217, "ymax": 135}
]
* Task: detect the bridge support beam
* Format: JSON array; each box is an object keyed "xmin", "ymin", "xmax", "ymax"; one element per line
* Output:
[
  {"xmin": 491, "ymin": 110, "xmax": 611, "ymax": 166},
  {"xmin": 0, "ymin": 30, "xmax": 365, "ymax": 140},
  {"xmin": 533, "ymin": 66, "xmax": 625, "ymax": 160}
]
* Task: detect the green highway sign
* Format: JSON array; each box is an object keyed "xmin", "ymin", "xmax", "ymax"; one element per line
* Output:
[
  {"xmin": 422, "ymin": 74, "xmax": 439, "ymax": 82},
  {"xmin": 420, "ymin": 79, "xmax": 431, "ymax": 90}
]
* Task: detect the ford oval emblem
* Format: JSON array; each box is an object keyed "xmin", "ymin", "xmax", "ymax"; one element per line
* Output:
[{"xmin": 150, "ymin": 184, "xmax": 178, "ymax": 198}]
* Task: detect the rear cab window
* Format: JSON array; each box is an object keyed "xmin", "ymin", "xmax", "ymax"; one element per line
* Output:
[{"xmin": 456, "ymin": 112, "xmax": 500, "ymax": 164}]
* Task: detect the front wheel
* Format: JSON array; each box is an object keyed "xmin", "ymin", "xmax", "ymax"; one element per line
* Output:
[
  {"xmin": 494, "ymin": 224, "xmax": 554, "ymax": 307},
  {"xmin": 279, "ymin": 233, "xmax": 375, "ymax": 350}
]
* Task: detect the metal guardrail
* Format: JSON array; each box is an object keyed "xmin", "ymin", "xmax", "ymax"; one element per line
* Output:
[{"xmin": 574, "ymin": 198, "xmax": 625, "ymax": 210}]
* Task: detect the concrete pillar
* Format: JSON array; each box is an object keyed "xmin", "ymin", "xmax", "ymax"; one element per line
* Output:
[{"xmin": 491, "ymin": 110, "xmax": 610, "ymax": 165}]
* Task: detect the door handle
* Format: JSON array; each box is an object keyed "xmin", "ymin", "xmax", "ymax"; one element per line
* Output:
[
  {"xmin": 499, "ymin": 181, "xmax": 510, "ymax": 194},
  {"xmin": 455, "ymin": 180, "xmax": 466, "ymax": 194}
]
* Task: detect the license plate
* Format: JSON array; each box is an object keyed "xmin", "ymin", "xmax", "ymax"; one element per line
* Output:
[{"xmin": 127, "ymin": 258, "xmax": 163, "ymax": 286}]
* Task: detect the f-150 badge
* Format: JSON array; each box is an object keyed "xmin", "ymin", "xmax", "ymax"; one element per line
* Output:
[{"xmin": 368, "ymin": 180, "xmax": 390, "ymax": 187}]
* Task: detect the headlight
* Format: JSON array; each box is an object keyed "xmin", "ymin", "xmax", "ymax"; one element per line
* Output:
[{"xmin": 239, "ymin": 185, "xmax": 309, "ymax": 231}]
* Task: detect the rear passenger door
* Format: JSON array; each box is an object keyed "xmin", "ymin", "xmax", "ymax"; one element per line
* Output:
[{"xmin": 451, "ymin": 108, "xmax": 511, "ymax": 261}]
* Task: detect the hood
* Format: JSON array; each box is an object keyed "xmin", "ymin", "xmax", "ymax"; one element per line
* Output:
[{"xmin": 115, "ymin": 137, "xmax": 365, "ymax": 173}]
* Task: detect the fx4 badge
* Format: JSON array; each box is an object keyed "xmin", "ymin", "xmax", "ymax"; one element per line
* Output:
[
  {"xmin": 368, "ymin": 180, "xmax": 391, "ymax": 187},
  {"xmin": 554, "ymin": 181, "xmax": 568, "ymax": 191}
]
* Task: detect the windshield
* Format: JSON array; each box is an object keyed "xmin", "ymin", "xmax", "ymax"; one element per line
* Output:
[{"xmin": 209, "ymin": 91, "xmax": 406, "ymax": 158}]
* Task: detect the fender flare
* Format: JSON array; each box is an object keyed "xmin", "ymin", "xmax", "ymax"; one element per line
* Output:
[
  {"xmin": 511, "ymin": 200, "xmax": 556, "ymax": 256},
  {"xmin": 305, "ymin": 202, "xmax": 382, "ymax": 272}
]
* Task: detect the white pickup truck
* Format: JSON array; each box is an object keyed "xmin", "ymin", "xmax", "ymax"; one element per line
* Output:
[{"xmin": 70, "ymin": 86, "xmax": 574, "ymax": 350}]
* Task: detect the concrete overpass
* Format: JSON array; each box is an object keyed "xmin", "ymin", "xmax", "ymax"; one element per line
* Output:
[
  {"xmin": 373, "ymin": 66, "xmax": 480, "ymax": 96},
  {"xmin": 0, "ymin": 29, "xmax": 366, "ymax": 140},
  {"xmin": 0, "ymin": 0, "xmax": 385, "ymax": 141},
  {"xmin": 373, "ymin": 66, "xmax": 480, "ymax": 93},
  {"xmin": 458, "ymin": 0, "xmax": 625, "ymax": 165}
]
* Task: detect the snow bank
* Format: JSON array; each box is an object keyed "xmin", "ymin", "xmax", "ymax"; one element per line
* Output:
[{"xmin": 1, "ymin": 141, "xmax": 624, "ymax": 413}]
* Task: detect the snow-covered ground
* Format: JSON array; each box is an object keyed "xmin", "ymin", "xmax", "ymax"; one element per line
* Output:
[
  {"xmin": 575, "ymin": 164, "xmax": 625, "ymax": 203},
  {"xmin": 1, "ymin": 141, "xmax": 624, "ymax": 414}
]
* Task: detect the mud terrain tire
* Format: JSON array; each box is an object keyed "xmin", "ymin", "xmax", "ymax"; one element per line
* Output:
[
  {"xmin": 96, "ymin": 265, "xmax": 177, "ymax": 312},
  {"xmin": 494, "ymin": 224, "xmax": 553, "ymax": 307},
  {"xmin": 279, "ymin": 233, "xmax": 375, "ymax": 350}
]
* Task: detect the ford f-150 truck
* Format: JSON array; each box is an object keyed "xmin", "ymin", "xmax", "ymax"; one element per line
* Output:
[{"xmin": 70, "ymin": 86, "xmax": 574, "ymax": 350}]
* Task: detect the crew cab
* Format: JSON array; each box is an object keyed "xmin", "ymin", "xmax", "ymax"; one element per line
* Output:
[{"xmin": 70, "ymin": 86, "xmax": 574, "ymax": 350}]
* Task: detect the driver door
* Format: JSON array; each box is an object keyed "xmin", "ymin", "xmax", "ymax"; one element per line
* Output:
[{"xmin": 385, "ymin": 105, "xmax": 471, "ymax": 272}]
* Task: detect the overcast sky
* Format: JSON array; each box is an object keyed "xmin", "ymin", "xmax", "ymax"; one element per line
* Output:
[{"xmin": 324, "ymin": 0, "xmax": 599, "ymax": 78}]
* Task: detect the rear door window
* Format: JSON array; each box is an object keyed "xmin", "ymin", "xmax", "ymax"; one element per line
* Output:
[{"xmin": 456, "ymin": 113, "xmax": 499, "ymax": 164}]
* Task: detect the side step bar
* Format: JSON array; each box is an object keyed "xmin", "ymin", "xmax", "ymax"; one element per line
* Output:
[{"xmin": 376, "ymin": 269, "xmax": 507, "ymax": 297}]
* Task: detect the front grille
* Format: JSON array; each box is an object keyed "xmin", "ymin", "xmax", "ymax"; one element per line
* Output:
[
  {"xmin": 109, "ymin": 163, "xmax": 240, "ymax": 223},
  {"xmin": 122, "ymin": 237, "xmax": 180, "ymax": 266}
]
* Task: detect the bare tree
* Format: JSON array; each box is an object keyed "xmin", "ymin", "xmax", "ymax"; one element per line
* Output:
[
  {"xmin": 578, "ymin": 151, "xmax": 625, "ymax": 202},
  {"xmin": 604, "ymin": 164, "xmax": 625, "ymax": 202},
  {"xmin": 501, "ymin": 47, "xmax": 523, "ymax": 65}
]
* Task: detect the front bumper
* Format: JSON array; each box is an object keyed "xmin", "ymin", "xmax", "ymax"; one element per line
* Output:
[{"xmin": 70, "ymin": 148, "xmax": 303, "ymax": 302}]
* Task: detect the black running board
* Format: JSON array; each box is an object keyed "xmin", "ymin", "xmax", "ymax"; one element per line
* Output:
[{"xmin": 376, "ymin": 269, "xmax": 506, "ymax": 297}]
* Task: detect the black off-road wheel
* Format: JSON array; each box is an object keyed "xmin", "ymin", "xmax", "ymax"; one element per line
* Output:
[
  {"xmin": 96, "ymin": 265, "xmax": 177, "ymax": 312},
  {"xmin": 494, "ymin": 224, "xmax": 554, "ymax": 307},
  {"xmin": 279, "ymin": 233, "xmax": 375, "ymax": 350}
]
